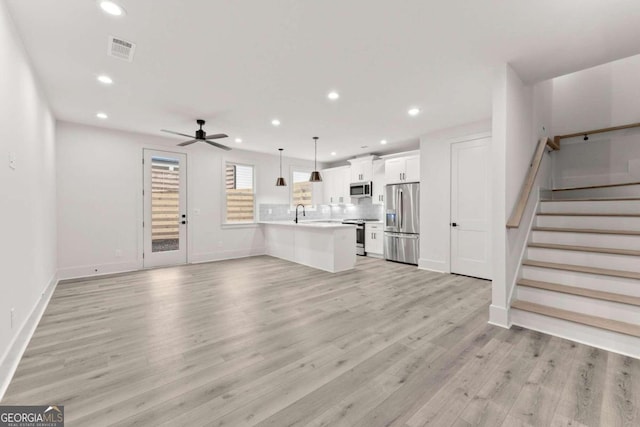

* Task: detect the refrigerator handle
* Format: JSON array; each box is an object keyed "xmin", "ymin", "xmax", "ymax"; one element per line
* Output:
[{"xmin": 399, "ymin": 189, "xmax": 403, "ymax": 229}]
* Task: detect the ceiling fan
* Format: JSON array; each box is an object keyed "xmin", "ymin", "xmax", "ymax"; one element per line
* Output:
[{"xmin": 161, "ymin": 119, "xmax": 231, "ymax": 150}]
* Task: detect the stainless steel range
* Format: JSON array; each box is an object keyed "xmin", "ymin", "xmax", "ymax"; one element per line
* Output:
[{"xmin": 341, "ymin": 218, "xmax": 381, "ymax": 256}]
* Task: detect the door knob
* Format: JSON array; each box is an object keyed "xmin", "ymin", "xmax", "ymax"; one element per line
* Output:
[{"xmin": 451, "ymin": 222, "xmax": 458, "ymax": 227}]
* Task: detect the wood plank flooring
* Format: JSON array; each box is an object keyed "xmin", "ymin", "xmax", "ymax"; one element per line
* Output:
[{"xmin": 2, "ymin": 256, "xmax": 639, "ymax": 426}]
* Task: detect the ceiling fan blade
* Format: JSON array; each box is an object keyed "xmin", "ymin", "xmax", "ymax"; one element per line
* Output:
[
  {"xmin": 177, "ymin": 139, "xmax": 198, "ymax": 146},
  {"xmin": 205, "ymin": 133, "xmax": 229, "ymax": 140},
  {"xmin": 161, "ymin": 129, "xmax": 195, "ymax": 138},
  {"xmin": 205, "ymin": 140, "xmax": 232, "ymax": 151}
]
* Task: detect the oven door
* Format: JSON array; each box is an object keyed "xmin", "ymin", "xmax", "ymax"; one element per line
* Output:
[{"xmin": 355, "ymin": 224, "xmax": 365, "ymax": 255}]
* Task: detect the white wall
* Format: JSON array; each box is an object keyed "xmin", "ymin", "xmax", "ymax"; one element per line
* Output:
[
  {"xmin": 490, "ymin": 64, "xmax": 553, "ymax": 327},
  {"xmin": 0, "ymin": 1, "xmax": 57, "ymax": 391},
  {"xmin": 56, "ymin": 121, "xmax": 319, "ymax": 278},
  {"xmin": 418, "ymin": 120, "xmax": 491, "ymax": 273},
  {"xmin": 551, "ymin": 54, "xmax": 640, "ymax": 188}
]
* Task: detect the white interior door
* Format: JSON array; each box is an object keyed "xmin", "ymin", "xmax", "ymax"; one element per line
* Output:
[
  {"xmin": 451, "ymin": 137, "xmax": 491, "ymax": 279},
  {"xmin": 143, "ymin": 149, "xmax": 187, "ymax": 268}
]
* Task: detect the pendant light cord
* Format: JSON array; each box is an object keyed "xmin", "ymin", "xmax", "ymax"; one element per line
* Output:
[{"xmin": 314, "ymin": 136, "xmax": 318, "ymax": 170}]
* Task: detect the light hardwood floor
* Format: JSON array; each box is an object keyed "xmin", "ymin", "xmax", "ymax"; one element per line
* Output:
[{"xmin": 2, "ymin": 256, "xmax": 639, "ymax": 426}]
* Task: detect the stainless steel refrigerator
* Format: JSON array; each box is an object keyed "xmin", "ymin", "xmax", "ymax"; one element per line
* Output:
[{"xmin": 384, "ymin": 182, "xmax": 419, "ymax": 265}]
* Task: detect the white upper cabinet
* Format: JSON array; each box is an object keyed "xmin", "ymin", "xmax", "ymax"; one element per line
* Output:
[
  {"xmin": 348, "ymin": 157, "xmax": 374, "ymax": 183},
  {"xmin": 321, "ymin": 166, "xmax": 350, "ymax": 204},
  {"xmin": 372, "ymin": 159, "xmax": 385, "ymax": 205},
  {"xmin": 404, "ymin": 155, "xmax": 420, "ymax": 182},
  {"xmin": 384, "ymin": 155, "xmax": 420, "ymax": 184},
  {"xmin": 384, "ymin": 158, "xmax": 404, "ymax": 184}
]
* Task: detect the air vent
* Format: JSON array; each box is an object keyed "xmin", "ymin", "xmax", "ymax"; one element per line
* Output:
[{"xmin": 107, "ymin": 35, "xmax": 136, "ymax": 62}]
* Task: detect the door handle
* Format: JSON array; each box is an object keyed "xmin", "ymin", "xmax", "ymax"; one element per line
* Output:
[
  {"xmin": 181, "ymin": 220, "xmax": 187, "ymax": 225},
  {"xmin": 451, "ymin": 222, "xmax": 458, "ymax": 227}
]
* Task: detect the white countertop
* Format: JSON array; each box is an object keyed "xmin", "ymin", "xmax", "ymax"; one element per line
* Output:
[{"xmin": 258, "ymin": 220, "xmax": 355, "ymax": 229}]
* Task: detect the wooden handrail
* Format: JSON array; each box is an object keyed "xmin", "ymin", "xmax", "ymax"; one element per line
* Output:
[
  {"xmin": 507, "ymin": 137, "xmax": 557, "ymax": 229},
  {"xmin": 553, "ymin": 121, "xmax": 640, "ymax": 147}
]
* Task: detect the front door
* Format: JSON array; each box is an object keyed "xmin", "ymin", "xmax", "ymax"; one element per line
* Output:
[
  {"xmin": 450, "ymin": 137, "xmax": 491, "ymax": 279},
  {"xmin": 143, "ymin": 149, "xmax": 188, "ymax": 268}
]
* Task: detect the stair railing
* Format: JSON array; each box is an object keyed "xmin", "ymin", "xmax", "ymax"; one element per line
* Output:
[
  {"xmin": 506, "ymin": 137, "xmax": 558, "ymax": 228},
  {"xmin": 553, "ymin": 121, "xmax": 640, "ymax": 147}
]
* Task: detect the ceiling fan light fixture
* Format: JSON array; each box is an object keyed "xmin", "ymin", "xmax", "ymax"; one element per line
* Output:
[
  {"xmin": 276, "ymin": 148, "xmax": 287, "ymax": 186},
  {"xmin": 309, "ymin": 137, "xmax": 323, "ymax": 182},
  {"xmin": 161, "ymin": 119, "xmax": 231, "ymax": 150}
]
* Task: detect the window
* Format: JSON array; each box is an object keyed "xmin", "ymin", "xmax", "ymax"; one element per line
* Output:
[
  {"xmin": 292, "ymin": 170, "xmax": 314, "ymax": 207},
  {"xmin": 225, "ymin": 163, "xmax": 255, "ymax": 223}
]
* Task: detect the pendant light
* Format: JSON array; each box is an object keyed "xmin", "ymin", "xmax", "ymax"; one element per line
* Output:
[
  {"xmin": 309, "ymin": 136, "xmax": 322, "ymax": 182},
  {"xmin": 276, "ymin": 148, "xmax": 287, "ymax": 186}
]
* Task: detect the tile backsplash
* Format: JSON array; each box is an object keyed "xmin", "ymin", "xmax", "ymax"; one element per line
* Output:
[{"xmin": 259, "ymin": 199, "xmax": 383, "ymax": 222}]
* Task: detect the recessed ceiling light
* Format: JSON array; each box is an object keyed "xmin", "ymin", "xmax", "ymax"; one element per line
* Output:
[
  {"xmin": 330, "ymin": 152, "xmax": 337, "ymax": 156},
  {"xmin": 235, "ymin": 138, "xmax": 242, "ymax": 143},
  {"xmin": 408, "ymin": 107, "xmax": 421, "ymax": 116},
  {"xmin": 98, "ymin": 1, "xmax": 125, "ymax": 16},
  {"xmin": 97, "ymin": 75, "xmax": 113, "ymax": 85},
  {"xmin": 327, "ymin": 91, "xmax": 340, "ymax": 100},
  {"xmin": 271, "ymin": 119, "xmax": 281, "ymax": 126},
  {"xmin": 96, "ymin": 112, "xmax": 108, "ymax": 119},
  {"xmin": 380, "ymin": 139, "xmax": 388, "ymax": 145}
]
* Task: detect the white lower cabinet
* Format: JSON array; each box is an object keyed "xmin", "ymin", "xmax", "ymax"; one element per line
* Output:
[{"xmin": 365, "ymin": 223, "xmax": 383, "ymax": 256}]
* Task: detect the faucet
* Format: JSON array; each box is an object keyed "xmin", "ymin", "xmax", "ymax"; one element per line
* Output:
[{"xmin": 294, "ymin": 204, "xmax": 306, "ymax": 223}]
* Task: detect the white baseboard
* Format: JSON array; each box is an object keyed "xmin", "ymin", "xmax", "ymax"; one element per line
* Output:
[
  {"xmin": 488, "ymin": 304, "xmax": 511, "ymax": 328},
  {"xmin": 58, "ymin": 249, "xmax": 268, "ymax": 282},
  {"xmin": 0, "ymin": 272, "xmax": 58, "ymax": 402},
  {"xmin": 418, "ymin": 258, "xmax": 448, "ymax": 273},
  {"xmin": 57, "ymin": 261, "xmax": 141, "ymax": 280},
  {"xmin": 189, "ymin": 247, "xmax": 266, "ymax": 264}
]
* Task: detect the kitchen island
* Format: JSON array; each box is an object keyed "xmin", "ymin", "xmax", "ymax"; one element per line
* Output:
[{"xmin": 259, "ymin": 221, "xmax": 356, "ymax": 273}]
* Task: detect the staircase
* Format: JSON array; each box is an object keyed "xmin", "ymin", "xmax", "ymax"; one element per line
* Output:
[{"xmin": 510, "ymin": 182, "xmax": 640, "ymax": 358}]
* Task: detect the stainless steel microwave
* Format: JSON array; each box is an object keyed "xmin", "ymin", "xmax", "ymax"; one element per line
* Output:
[{"xmin": 349, "ymin": 181, "xmax": 372, "ymax": 198}]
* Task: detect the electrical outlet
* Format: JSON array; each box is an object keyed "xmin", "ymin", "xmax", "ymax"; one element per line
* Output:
[{"xmin": 10, "ymin": 308, "xmax": 14, "ymax": 329}]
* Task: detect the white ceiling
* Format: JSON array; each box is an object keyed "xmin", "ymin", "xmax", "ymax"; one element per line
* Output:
[{"xmin": 7, "ymin": 0, "xmax": 640, "ymax": 162}]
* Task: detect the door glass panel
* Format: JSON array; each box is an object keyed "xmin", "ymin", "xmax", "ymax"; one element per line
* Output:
[{"xmin": 151, "ymin": 156, "xmax": 180, "ymax": 252}]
